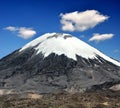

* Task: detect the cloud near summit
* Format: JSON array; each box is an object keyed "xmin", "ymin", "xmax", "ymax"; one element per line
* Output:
[
  {"xmin": 5, "ymin": 26, "xmax": 36, "ymax": 39},
  {"xmin": 89, "ymin": 33, "xmax": 114, "ymax": 42},
  {"xmin": 60, "ymin": 10, "xmax": 109, "ymax": 32}
]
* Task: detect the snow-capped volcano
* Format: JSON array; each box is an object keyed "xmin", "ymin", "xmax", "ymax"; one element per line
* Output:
[
  {"xmin": 20, "ymin": 33, "xmax": 120, "ymax": 66},
  {"xmin": 0, "ymin": 33, "xmax": 120, "ymax": 93}
]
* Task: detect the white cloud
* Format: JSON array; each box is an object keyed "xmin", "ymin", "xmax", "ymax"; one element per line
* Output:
[
  {"xmin": 114, "ymin": 49, "xmax": 119, "ymax": 53},
  {"xmin": 60, "ymin": 10, "xmax": 109, "ymax": 32},
  {"xmin": 4, "ymin": 26, "xmax": 36, "ymax": 39},
  {"xmin": 80, "ymin": 35, "xmax": 85, "ymax": 38},
  {"xmin": 89, "ymin": 33, "xmax": 114, "ymax": 42},
  {"xmin": 5, "ymin": 26, "xmax": 17, "ymax": 31},
  {"xmin": 18, "ymin": 27, "xmax": 36, "ymax": 39}
]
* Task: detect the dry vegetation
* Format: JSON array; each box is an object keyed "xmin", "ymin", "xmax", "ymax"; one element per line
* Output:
[{"xmin": 0, "ymin": 90, "xmax": 120, "ymax": 108}]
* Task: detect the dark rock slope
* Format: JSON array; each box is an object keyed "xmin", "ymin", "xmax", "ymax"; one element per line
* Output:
[{"xmin": 0, "ymin": 33, "xmax": 120, "ymax": 93}]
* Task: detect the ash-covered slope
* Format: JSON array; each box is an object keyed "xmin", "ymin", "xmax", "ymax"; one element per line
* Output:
[{"xmin": 0, "ymin": 33, "xmax": 120, "ymax": 93}]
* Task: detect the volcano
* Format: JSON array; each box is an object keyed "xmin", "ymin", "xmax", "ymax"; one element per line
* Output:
[{"xmin": 0, "ymin": 33, "xmax": 120, "ymax": 93}]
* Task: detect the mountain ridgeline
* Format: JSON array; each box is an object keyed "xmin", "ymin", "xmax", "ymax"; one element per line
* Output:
[{"xmin": 0, "ymin": 33, "xmax": 120, "ymax": 93}]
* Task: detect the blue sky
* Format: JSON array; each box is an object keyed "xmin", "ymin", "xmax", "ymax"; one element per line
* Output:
[{"xmin": 0, "ymin": 0, "xmax": 120, "ymax": 61}]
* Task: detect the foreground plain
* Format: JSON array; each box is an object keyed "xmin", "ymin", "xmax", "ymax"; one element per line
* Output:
[{"xmin": 0, "ymin": 90, "xmax": 120, "ymax": 108}]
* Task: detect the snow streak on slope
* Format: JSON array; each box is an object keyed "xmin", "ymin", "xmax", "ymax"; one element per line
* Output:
[{"xmin": 20, "ymin": 33, "xmax": 120, "ymax": 67}]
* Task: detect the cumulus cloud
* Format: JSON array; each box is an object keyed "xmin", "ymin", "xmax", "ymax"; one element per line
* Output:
[
  {"xmin": 4, "ymin": 26, "xmax": 36, "ymax": 39},
  {"xmin": 18, "ymin": 27, "xmax": 36, "ymax": 39},
  {"xmin": 89, "ymin": 33, "xmax": 114, "ymax": 42},
  {"xmin": 60, "ymin": 10, "xmax": 109, "ymax": 32},
  {"xmin": 5, "ymin": 26, "xmax": 17, "ymax": 31}
]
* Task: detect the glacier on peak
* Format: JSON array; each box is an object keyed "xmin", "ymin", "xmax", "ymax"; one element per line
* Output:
[{"xmin": 20, "ymin": 33, "xmax": 120, "ymax": 67}]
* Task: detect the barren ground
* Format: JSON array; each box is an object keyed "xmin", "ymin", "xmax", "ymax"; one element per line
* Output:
[{"xmin": 0, "ymin": 90, "xmax": 120, "ymax": 108}]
